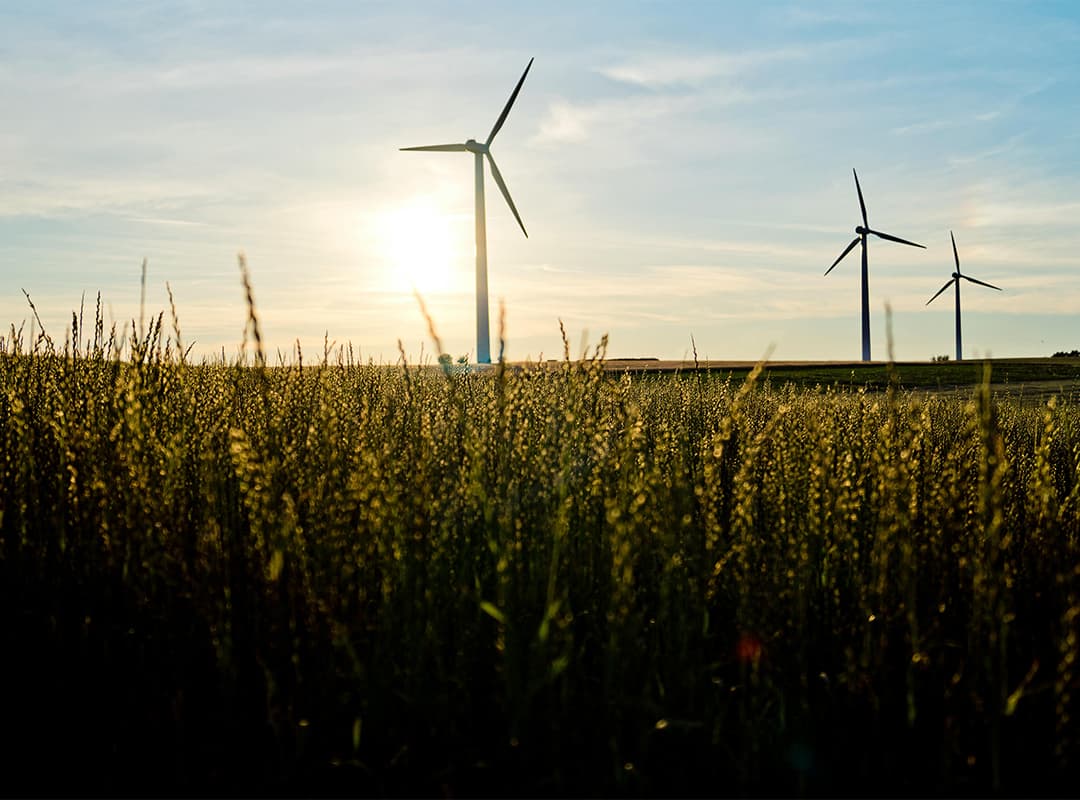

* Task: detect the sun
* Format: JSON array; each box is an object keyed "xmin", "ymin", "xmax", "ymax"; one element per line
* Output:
[{"xmin": 377, "ymin": 199, "xmax": 459, "ymax": 293}]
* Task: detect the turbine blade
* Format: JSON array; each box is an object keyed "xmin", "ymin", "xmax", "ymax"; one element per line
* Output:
[
  {"xmin": 869, "ymin": 229, "xmax": 926, "ymax": 248},
  {"xmin": 486, "ymin": 57, "xmax": 534, "ymax": 146},
  {"xmin": 962, "ymin": 275, "xmax": 1002, "ymax": 291},
  {"xmin": 950, "ymin": 230, "xmax": 961, "ymax": 272},
  {"xmin": 486, "ymin": 153, "xmax": 528, "ymax": 238},
  {"xmin": 926, "ymin": 279, "xmax": 955, "ymax": 305},
  {"xmin": 825, "ymin": 237, "xmax": 860, "ymax": 275},
  {"xmin": 853, "ymin": 169, "xmax": 868, "ymax": 227},
  {"xmin": 400, "ymin": 143, "xmax": 468, "ymax": 152}
]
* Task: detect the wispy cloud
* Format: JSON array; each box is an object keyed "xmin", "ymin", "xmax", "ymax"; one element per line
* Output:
[
  {"xmin": 599, "ymin": 55, "xmax": 741, "ymax": 89},
  {"xmin": 775, "ymin": 5, "xmax": 882, "ymax": 28},
  {"xmin": 530, "ymin": 94, "xmax": 704, "ymax": 146},
  {"xmin": 898, "ymin": 77, "xmax": 1058, "ymax": 139},
  {"xmin": 624, "ymin": 234, "xmax": 825, "ymax": 264},
  {"xmin": 964, "ymin": 198, "xmax": 1080, "ymax": 228},
  {"xmin": 125, "ymin": 216, "xmax": 213, "ymax": 228},
  {"xmin": 532, "ymin": 100, "xmax": 592, "ymax": 145},
  {"xmin": 0, "ymin": 177, "xmax": 225, "ymax": 218},
  {"xmin": 947, "ymin": 135, "xmax": 1028, "ymax": 167},
  {"xmin": 891, "ymin": 119, "xmax": 956, "ymax": 137},
  {"xmin": 597, "ymin": 44, "xmax": 833, "ymax": 89}
]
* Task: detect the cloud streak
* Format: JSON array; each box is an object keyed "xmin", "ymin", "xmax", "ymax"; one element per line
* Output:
[{"xmin": 597, "ymin": 43, "xmax": 840, "ymax": 88}]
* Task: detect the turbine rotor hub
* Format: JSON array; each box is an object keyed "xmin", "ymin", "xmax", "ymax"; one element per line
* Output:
[
  {"xmin": 855, "ymin": 225, "xmax": 868, "ymax": 235},
  {"xmin": 464, "ymin": 138, "xmax": 487, "ymax": 154},
  {"xmin": 952, "ymin": 272, "xmax": 960, "ymax": 279}
]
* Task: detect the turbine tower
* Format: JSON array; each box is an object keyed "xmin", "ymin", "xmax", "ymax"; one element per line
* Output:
[
  {"xmin": 926, "ymin": 231, "xmax": 1002, "ymax": 361},
  {"xmin": 825, "ymin": 169, "xmax": 926, "ymax": 361},
  {"xmin": 401, "ymin": 58, "xmax": 533, "ymax": 364}
]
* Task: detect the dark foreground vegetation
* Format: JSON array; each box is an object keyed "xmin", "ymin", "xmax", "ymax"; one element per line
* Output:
[{"xmin": 2, "ymin": 319, "xmax": 1080, "ymax": 796}]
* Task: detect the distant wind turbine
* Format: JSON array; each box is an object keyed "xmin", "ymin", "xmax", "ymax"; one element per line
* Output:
[
  {"xmin": 825, "ymin": 169, "xmax": 926, "ymax": 361},
  {"xmin": 401, "ymin": 58, "xmax": 533, "ymax": 364},
  {"xmin": 926, "ymin": 231, "xmax": 1002, "ymax": 361}
]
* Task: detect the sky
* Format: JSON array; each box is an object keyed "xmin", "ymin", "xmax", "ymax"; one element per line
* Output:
[{"xmin": 1, "ymin": 0, "xmax": 1078, "ymax": 363}]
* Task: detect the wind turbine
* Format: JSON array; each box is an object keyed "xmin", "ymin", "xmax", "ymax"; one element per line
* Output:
[
  {"xmin": 926, "ymin": 231, "xmax": 1001, "ymax": 361},
  {"xmin": 825, "ymin": 169, "xmax": 926, "ymax": 361},
  {"xmin": 401, "ymin": 58, "xmax": 533, "ymax": 365}
]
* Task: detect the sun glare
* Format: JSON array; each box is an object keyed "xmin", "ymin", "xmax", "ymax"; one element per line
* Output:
[{"xmin": 378, "ymin": 200, "xmax": 459, "ymax": 293}]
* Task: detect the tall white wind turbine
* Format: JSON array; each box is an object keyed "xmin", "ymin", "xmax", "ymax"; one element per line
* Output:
[
  {"xmin": 401, "ymin": 58, "xmax": 533, "ymax": 364},
  {"xmin": 926, "ymin": 231, "xmax": 1002, "ymax": 361},
  {"xmin": 825, "ymin": 169, "xmax": 926, "ymax": 361}
]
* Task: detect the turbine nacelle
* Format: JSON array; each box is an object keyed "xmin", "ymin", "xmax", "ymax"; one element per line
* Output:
[
  {"xmin": 855, "ymin": 225, "xmax": 868, "ymax": 236},
  {"xmin": 464, "ymin": 139, "xmax": 488, "ymax": 154}
]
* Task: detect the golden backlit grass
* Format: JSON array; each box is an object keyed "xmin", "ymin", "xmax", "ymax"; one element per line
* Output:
[{"xmin": 1, "ymin": 304, "xmax": 1079, "ymax": 795}]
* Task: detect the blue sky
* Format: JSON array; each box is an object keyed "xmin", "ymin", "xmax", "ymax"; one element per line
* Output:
[{"xmin": 2, "ymin": 1, "xmax": 1078, "ymax": 362}]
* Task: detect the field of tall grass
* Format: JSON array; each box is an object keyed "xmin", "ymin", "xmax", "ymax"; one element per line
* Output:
[{"xmin": 2, "ymin": 294, "xmax": 1079, "ymax": 795}]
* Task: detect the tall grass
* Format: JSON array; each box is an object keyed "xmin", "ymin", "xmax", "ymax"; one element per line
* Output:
[{"xmin": 1, "ymin": 300, "xmax": 1079, "ymax": 795}]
